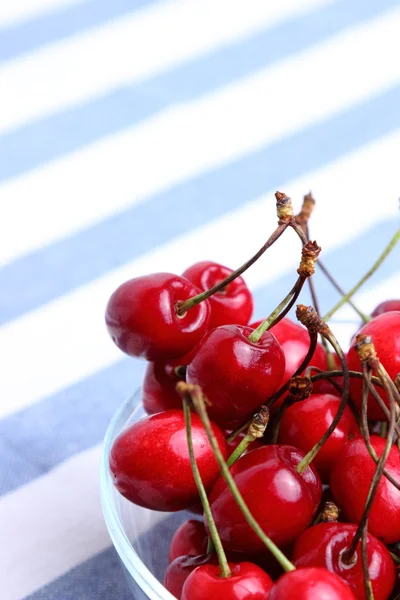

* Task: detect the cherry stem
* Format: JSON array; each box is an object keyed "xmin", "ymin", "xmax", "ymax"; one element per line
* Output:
[
  {"xmin": 226, "ymin": 407, "xmax": 269, "ymax": 467},
  {"xmin": 322, "ymin": 228, "xmax": 400, "ymax": 322},
  {"xmin": 297, "ymin": 328, "xmax": 349, "ymax": 474},
  {"xmin": 181, "ymin": 396, "xmax": 231, "ymax": 578},
  {"xmin": 176, "ymin": 223, "xmax": 288, "ymax": 315},
  {"xmin": 308, "ymin": 368, "xmax": 384, "ymax": 388},
  {"xmin": 248, "ymin": 279, "xmax": 303, "ymax": 343},
  {"xmin": 189, "ymin": 385, "xmax": 296, "ymax": 573},
  {"xmin": 361, "ymin": 524, "xmax": 374, "ymax": 600}
]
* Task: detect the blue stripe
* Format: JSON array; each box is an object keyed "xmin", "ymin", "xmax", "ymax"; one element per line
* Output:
[
  {"xmin": 1, "ymin": 0, "xmax": 399, "ymax": 181},
  {"xmin": 1, "ymin": 84, "xmax": 400, "ymax": 326},
  {"xmin": 0, "ymin": 218, "xmax": 397, "ymax": 497},
  {"xmin": 0, "ymin": 0, "xmax": 160, "ymax": 62}
]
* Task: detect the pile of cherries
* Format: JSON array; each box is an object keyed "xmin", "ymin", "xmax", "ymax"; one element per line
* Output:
[{"xmin": 105, "ymin": 200, "xmax": 400, "ymax": 599}]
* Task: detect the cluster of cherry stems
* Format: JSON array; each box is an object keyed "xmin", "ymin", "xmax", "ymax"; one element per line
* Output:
[{"xmin": 106, "ymin": 192, "xmax": 400, "ymax": 600}]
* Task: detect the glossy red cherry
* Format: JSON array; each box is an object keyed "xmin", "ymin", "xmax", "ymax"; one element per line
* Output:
[
  {"xmin": 164, "ymin": 554, "xmax": 216, "ymax": 599},
  {"xmin": 330, "ymin": 435, "xmax": 400, "ymax": 544},
  {"xmin": 292, "ymin": 522, "xmax": 396, "ymax": 600},
  {"xmin": 169, "ymin": 519, "xmax": 208, "ymax": 563},
  {"xmin": 181, "ymin": 562, "xmax": 274, "ymax": 600},
  {"xmin": 251, "ymin": 318, "xmax": 328, "ymax": 408},
  {"xmin": 109, "ymin": 409, "xmax": 227, "ymax": 511},
  {"xmin": 182, "ymin": 261, "xmax": 253, "ymax": 328},
  {"xmin": 105, "ymin": 272, "xmax": 210, "ymax": 360},
  {"xmin": 278, "ymin": 393, "xmax": 356, "ymax": 482},
  {"xmin": 206, "ymin": 445, "xmax": 322, "ymax": 553},
  {"xmin": 346, "ymin": 312, "xmax": 400, "ymax": 420},
  {"xmin": 269, "ymin": 567, "xmax": 356, "ymax": 599},
  {"xmin": 371, "ymin": 299, "xmax": 400, "ymax": 317},
  {"xmin": 142, "ymin": 352, "xmax": 192, "ymax": 414},
  {"xmin": 187, "ymin": 325, "xmax": 285, "ymax": 428}
]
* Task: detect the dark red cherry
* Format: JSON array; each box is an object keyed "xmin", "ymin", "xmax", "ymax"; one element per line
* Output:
[
  {"xmin": 187, "ymin": 325, "xmax": 285, "ymax": 428},
  {"xmin": 269, "ymin": 567, "xmax": 356, "ymax": 599},
  {"xmin": 105, "ymin": 272, "xmax": 210, "ymax": 360},
  {"xmin": 330, "ymin": 435, "xmax": 400, "ymax": 544},
  {"xmin": 346, "ymin": 312, "xmax": 400, "ymax": 420},
  {"xmin": 164, "ymin": 554, "xmax": 216, "ymax": 599},
  {"xmin": 182, "ymin": 261, "xmax": 253, "ymax": 328},
  {"xmin": 292, "ymin": 522, "xmax": 396, "ymax": 600},
  {"xmin": 278, "ymin": 393, "xmax": 356, "ymax": 482},
  {"xmin": 206, "ymin": 445, "xmax": 322, "ymax": 554},
  {"xmin": 371, "ymin": 299, "xmax": 400, "ymax": 317},
  {"xmin": 109, "ymin": 409, "xmax": 227, "ymax": 511},
  {"xmin": 169, "ymin": 519, "xmax": 208, "ymax": 563},
  {"xmin": 142, "ymin": 351, "xmax": 192, "ymax": 414},
  {"xmin": 251, "ymin": 318, "xmax": 328, "ymax": 409},
  {"xmin": 181, "ymin": 562, "xmax": 274, "ymax": 600}
]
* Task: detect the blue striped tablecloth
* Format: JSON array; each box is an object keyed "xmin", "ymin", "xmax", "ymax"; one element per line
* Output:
[{"xmin": 1, "ymin": 1, "xmax": 399, "ymax": 598}]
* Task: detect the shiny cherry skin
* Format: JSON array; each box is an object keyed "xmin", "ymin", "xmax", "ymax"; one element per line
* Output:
[
  {"xmin": 181, "ymin": 562, "xmax": 274, "ymax": 600},
  {"xmin": 278, "ymin": 394, "xmax": 356, "ymax": 482},
  {"xmin": 346, "ymin": 312, "xmax": 400, "ymax": 420},
  {"xmin": 182, "ymin": 261, "xmax": 253, "ymax": 328},
  {"xmin": 251, "ymin": 318, "xmax": 328, "ymax": 408},
  {"xmin": 142, "ymin": 351, "xmax": 193, "ymax": 414},
  {"xmin": 371, "ymin": 299, "xmax": 400, "ymax": 317},
  {"xmin": 292, "ymin": 522, "xmax": 396, "ymax": 600},
  {"xmin": 105, "ymin": 272, "xmax": 210, "ymax": 361},
  {"xmin": 169, "ymin": 519, "xmax": 208, "ymax": 563},
  {"xmin": 187, "ymin": 324, "xmax": 285, "ymax": 428},
  {"xmin": 330, "ymin": 435, "xmax": 400, "ymax": 544},
  {"xmin": 109, "ymin": 409, "xmax": 227, "ymax": 511},
  {"xmin": 164, "ymin": 554, "xmax": 216, "ymax": 599},
  {"xmin": 269, "ymin": 567, "xmax": 356, "ymax": 600},
  {"xmin": 206, "ymin": 445, "xmax": 322, "ymax": 553}
]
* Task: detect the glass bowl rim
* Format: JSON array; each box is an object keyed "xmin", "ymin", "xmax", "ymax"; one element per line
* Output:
[{"xmin": 100, "ymin": 389, "xmax": 176, "ymax": 600}]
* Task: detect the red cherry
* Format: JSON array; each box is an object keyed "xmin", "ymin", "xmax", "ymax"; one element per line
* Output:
[
  {"xmin": 312, "ymin": 352, "xmax": 343, "ymax": 397},
  {"xmin": 142, "ymin": 352, "xmax": 192, "ymax": 414},
  {"xmin": 269, "ymin": 567, "xmax": 356, "ymax": 599},
  {"xmin": 330, "ymin": 435, "xmax": 400, "ymax": 544},
  {"xmin": 371, "ymin": 299, "xmax": 400, "ymax": 317},
  {"xmin": 105, "ymin": 273, "xmax": 210, "ymax": 360},
  {"xmin": 181, "ymin": 562, "xmax": 274, "ymax": 600},
  {"xmin": 169, "ymin": 519, "xmax": 208, "ymax": 563},
  {"xmin": 206, "ymin": 445, "xmax": 322, "ymax": 553},
  {"xmin": 278, "ymin": 393, "xmax": 356, "ymax": 482},
  {"xmin": 182, "ymin": 261, "xmax": 253, "ymax": 328},
  {"xmin": 292, "ymin": 522, "xmax": 396, "ymax": 600},
  {"xmin": 187, "ymin": 325, "xmax": 285, "ymax": 428},
  {"xmin": 109, "ymin": 409, "xmax": 227, "ymax": 511},
  {"xmin": 346, "ymin": 312, "xmax": 400, "ymax": 420},
  {"xmin": 164, "ymin": 554, "xmax": 216, "ymax": 599},
  {"xmin": 251, "ymin": 318, "xmax": 328, "ymax": 408}
]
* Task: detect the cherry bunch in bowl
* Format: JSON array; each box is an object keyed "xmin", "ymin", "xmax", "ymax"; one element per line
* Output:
[{"xmin": 105, "ymin": 192, "xmax": 400, "ymax": 599}]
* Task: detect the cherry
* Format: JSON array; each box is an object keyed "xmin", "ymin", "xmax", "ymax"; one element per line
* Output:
[
  {"xmin": 109, "ymin": 409, "xmax": 227, "ymax": 511},
  {"xmin": 182, "ymin": 261, "xmax": 253, "ymax": 328},
  {"xmin": 187, "ymin": 325, "xmax": 285, "ymax": 428},
  {"xmin": 169, "ymin": 519, "xmax": 208, "ymax": 563},
  {"xmin": 105, "ymin": 272, "xmax": 210, "ymax": 360},
  {"xmin": 142, "ymin": 351, "xmax": 193, "ymax": 414},
  {"xmin": 206, "ymin": 445, "xmax": 322, "ymax": 554},
  {"xmin": 330, "ymin": 435, "xmax": 400, "ymax": 544},
  {"xmin": 164, "ymin": 554, "xmax": 216, "ymax": 599},
  {"xmin": 269, "ymin": 567, "xmax": 356, "ymax": 599},
  {"xmin": 311, "ymin": 352, "xmax": 343, "ymax": 398},
  {"xmin": 181, "ymin": 561, "xmax": 274, "ymax": 600},
  {"xmin": 371, "ymin": 299, "xmax": 400, "ymax": 317},
  {"xmin": 278, "ymin": 393, "xmax": 356, "ymax": 482},
  {"xmin": 251, "ymin": 318, "xmax": 328, "ymax": 408},
  {"xmin": 292, "ymin": 522, "xmax": 396, "ymax": 600},
  {"xmin": 346, "ymin": 312, "xmax": 400, "ymax": 420}
]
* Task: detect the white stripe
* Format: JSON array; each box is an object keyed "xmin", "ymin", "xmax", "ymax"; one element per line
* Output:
[
  {"xmin": 1, "ymin": 7, "xmax": 400, "ymax": 268},
  {"xmin": 0, "ymin": 445, "xmax": 167, "ymax": 600},
  {"xmin": 1, "ymin": 273, "xmax": 400, "ymax": 599},
  {"xmin": 0, "ymin": 0, "xmax": 82, "ymax": 28},
  {"xmin": 0, "ymin": 130, "xmax": 399, "ymax": 419},
  {"xmin": 0, "ymin": 0, "xmax": 335, "ymax": 133}
]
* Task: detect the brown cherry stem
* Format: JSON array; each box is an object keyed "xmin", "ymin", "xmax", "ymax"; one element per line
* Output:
[
  {"xmin": 187, "ymin": 384, "xmax": 296, "ymax": 573},
  {"xmin": 226, "ymin": 406, "xmax": 269, "ymax": 467},
  {"xmin": 181, "ymin": 394, "xmax": 231, "ymax": 578},
  {"xmin": 361, "ymin": 524, "xmax": 374, "ymax": 600}
]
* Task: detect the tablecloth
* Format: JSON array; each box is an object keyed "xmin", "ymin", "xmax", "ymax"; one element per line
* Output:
[{"xmin": 1, "ymin": 0, "xmax": 400, "ymax": 598}]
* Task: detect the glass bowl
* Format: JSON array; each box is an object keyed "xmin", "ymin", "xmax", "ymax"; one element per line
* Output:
[{"xmin": 101, "ymin": 388, "xmax": 193, "ymax": 600}]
